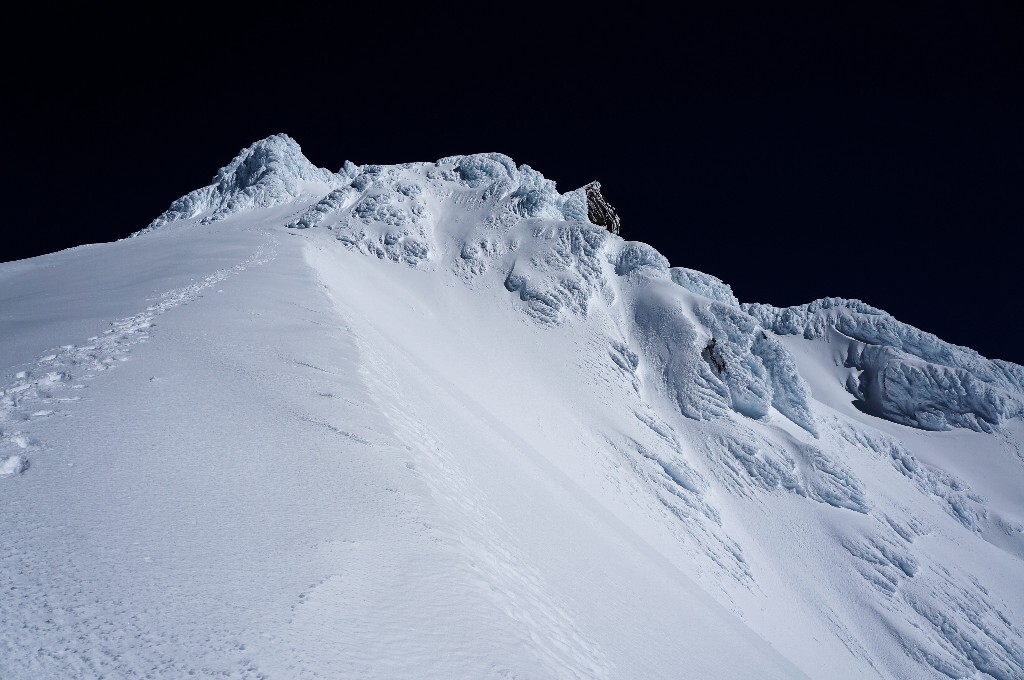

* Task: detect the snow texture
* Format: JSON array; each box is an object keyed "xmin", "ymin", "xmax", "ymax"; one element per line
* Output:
[
  {"xmin": 747, "ymin": 298, "xmax": 1024, "ymax": 432},
  {"xmin": 670, "ymin": 267, "xmax": 740, "ymax": 306},
  {"xmin": 144, "ymin": 134, "xmax": 345, "ymax": 228},
  {"xmin": 0, "ymin": 454, "xmax": 27, "ymax": 475},
  {"xmin": 2, "ymin": 135, "xmax": 1022, "ymax": 679}
]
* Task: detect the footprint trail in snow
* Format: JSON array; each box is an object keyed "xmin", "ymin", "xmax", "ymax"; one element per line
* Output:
[{"xmin": 0, "ymin": 237, "xmax": 276, "ymax": 475}]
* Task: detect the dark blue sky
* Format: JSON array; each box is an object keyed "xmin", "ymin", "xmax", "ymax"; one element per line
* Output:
[{"xmin": 5, "ymin": 3, "xmax": 1023, "ymax": 363}]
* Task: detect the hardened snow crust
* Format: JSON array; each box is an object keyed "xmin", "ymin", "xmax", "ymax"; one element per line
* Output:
[{"xmin": 121, "ymin": 136, "xmax": 1024, "ymax": 679}]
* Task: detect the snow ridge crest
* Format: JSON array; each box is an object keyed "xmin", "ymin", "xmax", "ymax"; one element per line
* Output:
[
  {"xmin": 746, "ymin": 298, "xmax": 1024, "ymax": 432},
  {"xmin": 141, "ymin": 135, "xmax": 1023, "ymax": 436},
  {"xmin": 145, "ymin": 134, "xmax": 345, "ymax": 229}
]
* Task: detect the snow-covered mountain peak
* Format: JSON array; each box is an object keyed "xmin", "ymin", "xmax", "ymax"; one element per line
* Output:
[
  {"xmin": 3, "ymin": 135, "xmax": 1023, "ymax": 679},
  {"xmin": 140, "ymin": 136, "xmax": 1024, "ymax": 440},
  {"xmin": 210, "ymin": 133, "xmax": 335, "ymax": 194},
  {"xmin": 144, "ymin": 140, "xmax": 629, "ymax": 240},
  {"xmin": 145, "ymin": 133, "xmax": 344, "ymax": 229}
]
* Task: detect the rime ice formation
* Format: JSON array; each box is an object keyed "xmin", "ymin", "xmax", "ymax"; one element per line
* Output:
[
  {"xmin": 745, "ymin": 298, "xmax": 1024, "ymax": 433},
  {"xmin": 4, "ymin": 135, "xmax": 1022, "ymax": 680},
  {"xmin": 145, "ymin": 134, "xmax": 345, "ymax": 228},
  {"xmin": 150, "ymin": 136, "xmax": 1018, "ymax": 439}
]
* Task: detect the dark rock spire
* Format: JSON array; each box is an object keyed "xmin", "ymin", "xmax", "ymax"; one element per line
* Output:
[{"xmin": 584, "ymin": 181, "xmax": 621, "ymax": 235}]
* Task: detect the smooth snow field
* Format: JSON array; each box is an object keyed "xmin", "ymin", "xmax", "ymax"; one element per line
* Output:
[{"xmin": 1, "ymin": 136, "xmax": 1021, "ymax": 679}]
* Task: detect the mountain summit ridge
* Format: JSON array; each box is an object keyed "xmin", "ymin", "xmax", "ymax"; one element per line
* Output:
[
  {"xmin": 8, "ymin": 134, "xmax": 1015, "ymax": 678},
  {"xmin": 143, "ymin": 135, "xmax": 1024, "ymax": 436},
  {"xmin": 147, "ymin": 134, "xmax": 345, "ymax": 228}
]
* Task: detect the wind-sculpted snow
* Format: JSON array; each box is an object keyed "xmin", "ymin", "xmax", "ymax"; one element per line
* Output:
[
  {"xmin": 449, "ymin": 153, "xmax": 596, "ymax": 224},
  {"xmin": 277, "ymin": 151, "xmax": 632, "ymax": 325},
  {"xmin": 746, "ymin": 298, "xmax": 1024, "ymax": 432},
  {"xmin": 843, "ymin": 521, "xmax": 1024, "ymax": 680},
  {"xmin": 260, "ymin": 145, "xmax": 821, "ymax": 433},
  {"xmin": 669, "ymin": 267, "xmax": 740, "ymax": 307},
  {"xmin": 613, "ymin": 283, "xmax": 819, "ymax": 433},
  {"xmin": 604, "ymin": 411, "xmax": 754, "ymax": 588},
  {"xmin": 631, "ymin": 283, "xmax": 730, "ymax": 422},
  {"xmin": 144, "ymin": 134, "xmax": 345, "ymax": 229},
  {"xmin": 101, "ymin": 135, "xmax": 1024, "ymax": 679},
  {"xmin": 902, "ymin": 580, "xmax": 1024, "ymax": 680},
  {"xmin": 697, "ymin": 303, "xmax": 818, "ymax": 435},
  {"xmin": 705, "ymin": 428, "xmax": 868, "ymax": 513},
  {"xmin": 143, "ymin": 136, "xmax": 1024, "ymax": 441},
  {"xmin": 615, "ymin": 241, "xmax": 669, "ymax": 276},
  {"xmin": 831, "ymin": 418, "xmax": 985, "ymax": 531},
  {"xmin": 286, "ymin": 187, "xmax": 361, "ymax": 230},
  {"xmin": 503, "ymin": 223, "xmax": 611, "ymax": 323}
]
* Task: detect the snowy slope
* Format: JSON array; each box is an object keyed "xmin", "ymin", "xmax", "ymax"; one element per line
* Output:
[{"xmin": 2, "ymin": 135, "xmax": 1022, "ymax": 679}]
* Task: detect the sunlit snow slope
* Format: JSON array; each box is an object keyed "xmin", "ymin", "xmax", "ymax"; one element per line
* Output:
[{"xmin": 2, "ymin": 135, "xmax": 1022, "ymax": 679}]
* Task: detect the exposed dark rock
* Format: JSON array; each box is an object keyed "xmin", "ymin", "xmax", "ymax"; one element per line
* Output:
[
  {"xmin": 585, "ymin": 181, "xmax": 622, "ymax": 235},
  {"xmin": 703, "ymin": 338, "xmax": 727, "ymax": 374}
]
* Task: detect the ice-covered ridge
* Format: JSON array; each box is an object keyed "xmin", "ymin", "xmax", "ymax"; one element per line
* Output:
[
  {"xmin": 143, "ymin": 138, "xmax": 626, "ymax": 236},
  {"xmin": 140, "ymin": 135, "xmax": 1023, "ymax": 439},
  {"xmin": 275, "ymin": 151, "xmax": 825, "ymax": 435},
  {"xmin": 746, "ymin": 298, "xmax": 1024, "ymax": 432},
  {"xmin": 4, "ymin": 134, "xmax": 1023, "ymax": 679},
  {"xmin": 144, "ymin": 134, "xmax": 346, "ymax": 228}
]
